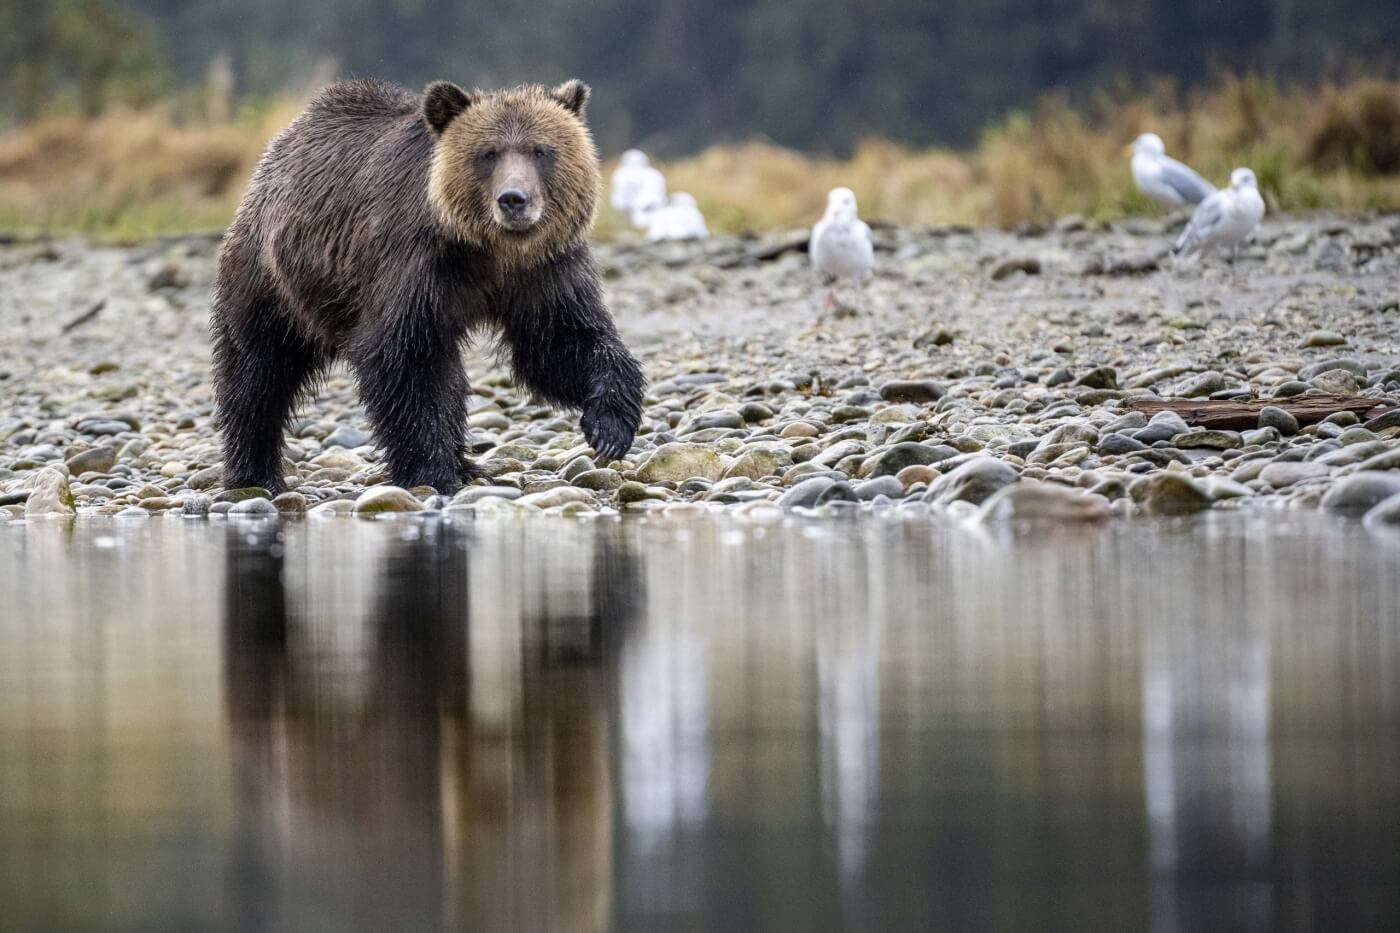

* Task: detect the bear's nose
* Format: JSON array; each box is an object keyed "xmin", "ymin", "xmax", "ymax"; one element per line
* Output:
[{"xmin": 497, "ymin": 189, "xmax": 529, "ymax": 211}]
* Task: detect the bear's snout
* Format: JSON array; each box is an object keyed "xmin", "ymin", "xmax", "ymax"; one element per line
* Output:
[{"xmin": 491, "ymin": 153, "xmax": 544, "ymax": 231}]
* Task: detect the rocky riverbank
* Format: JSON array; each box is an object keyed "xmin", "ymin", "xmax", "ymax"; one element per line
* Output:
[{"xmin": 2, "ymin": 213, "xmax": 1398, "ymax": 525}]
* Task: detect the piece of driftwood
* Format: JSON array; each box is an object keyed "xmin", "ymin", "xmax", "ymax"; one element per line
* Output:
[
  {"xmin": 61, "ymin": 299, "xmax": 105, "ymax": 333},
  {"xmin": 1127, "ymin": 395, "xmax": 1395, "ymax": 430}
]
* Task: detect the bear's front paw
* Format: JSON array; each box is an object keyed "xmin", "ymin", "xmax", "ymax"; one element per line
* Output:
[{"xmin": 581, "ymin": 397, "xmax": 638, "ymax": 463}]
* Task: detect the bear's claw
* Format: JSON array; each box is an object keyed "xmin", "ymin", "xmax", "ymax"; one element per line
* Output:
[{"xmin": 581, "ymin": 401, "xmax": 637, "ymax": 463}]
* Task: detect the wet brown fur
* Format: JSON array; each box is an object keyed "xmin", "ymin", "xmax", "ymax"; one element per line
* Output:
[{"xmin": 209, "ymin": 78, "xmax": 644, "ymax": 494}]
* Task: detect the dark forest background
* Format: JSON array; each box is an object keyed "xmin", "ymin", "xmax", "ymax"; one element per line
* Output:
[{"xmin": 1, "ymin": 0, "xmax": 1397, "ymax": 154}]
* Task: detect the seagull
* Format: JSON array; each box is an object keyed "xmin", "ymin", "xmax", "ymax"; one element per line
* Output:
[
  {"xmin": 609, "ymin": 149, "xmax": 667, "ymax": 227},
  {"xmin": 811, "ymin": 187, "xmax": 874, "ymax": 280},
  {"xmin": 1130, "ymin": 133, "xmax": 1214, "ymax": 210},
  {"xmin": 644, "ymin": 192, "xmax": 708, "ymax": 241},
  {"xmin": 1175, "ymin": 168, "xmax": 1266, "ymax": 265},
  {"xmin": 810, "ymin": 187, "xmax": 874, "ymax": 311}
]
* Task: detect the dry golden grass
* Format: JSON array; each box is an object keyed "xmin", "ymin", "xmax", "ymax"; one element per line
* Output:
[
  {"xmin": 0, "ymin": 76, "xmax": 1396, "ymax": 239},
  {"xmin": 0, "ymin": 103, "xmax": 298, "ymax": 239}
]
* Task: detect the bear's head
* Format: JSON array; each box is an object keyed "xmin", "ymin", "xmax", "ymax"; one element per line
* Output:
[{"xmin": 424, "ymin": 79, "xmax": 600, "ymax": 266}]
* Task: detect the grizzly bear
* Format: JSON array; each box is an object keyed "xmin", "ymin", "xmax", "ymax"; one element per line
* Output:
[{"xmin": 209, "ymin": 78, "xmax": 645, "ymax": 494}]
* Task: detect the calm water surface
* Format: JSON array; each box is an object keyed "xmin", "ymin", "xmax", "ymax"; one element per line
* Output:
[{"xmin": 2, "ymin": 512, "xmax": 1398, "ymax": 932}]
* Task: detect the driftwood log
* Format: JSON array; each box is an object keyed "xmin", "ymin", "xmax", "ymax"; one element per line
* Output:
[{"xmin": 1127, "ymin": 395, "xmax": 1396, "ymax": 431}]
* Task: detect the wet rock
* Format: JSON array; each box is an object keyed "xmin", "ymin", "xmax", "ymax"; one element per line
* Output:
[
  {"xmin": 779, "ymin": 477, "xmax": 837, "ymax": 509},
  {"xmin": 272, "ymin": 491, "xmax": 309, "ymax": 514},
  {"xmin": 352, "ymin": 486, "xmax": 423, "ymax": 514},
  {"xmin": 1178, "ymin": 371, "xmax": 1227, "ymax": 398},
  {"xmin": 1362, "ymin": 493, "xmax": 1400, "ymax": 529},
  {"xmin": 638, "ymin": 443, "xmax": 724, "ymax": 483},
  {"xmin": 1133, "ymin": 411, "xmax": 1191, "ymax": 444},
  {"xmin": 1258, "ymin": 406, "xmax": 1300, "ymax": 435},
  {"xmin": 113, "ymin": 438, "xmax": 146, "ymax": 461},
  {"xmin": 1205, "ymin": 476, "xmax": 1255, "ymax": 501},
  {"xmin": 1135, "ymin": 472, "xmax": 1212, "ymax": 516},
  {"xmin": 519, "ymin": 486, "xmax": 595, "ymax": 508},
  {"xmin": 1071, "ymin": 367, "xmax": 1118, "ymax": 390},
  {"xmin": 324, "ymin": 425, "xmax": 372, "ymax": 449},
  {"xmin": 572, "ymin": 468, "xmax": 623, "ymax": 491},
  {"xmin": 1310, "ymin": 370, "xmax": 1360, "ymax": 395},
  {"xmin": 76, "ymin": 420, "xmax": 135, "ymax": 437},
  {"xmin": 1036, "ymin": 422, "xmax": 1098, "ymax": 451},
  {"xmin": 468, "ymin": 411, "xmax": 511, "ymax": 431},
  {"xmin": 815, "ymin": 481, "xmax": 860, "ymax": 506},
  {"xmin": 1300, "ymin": 358, "xmax": 1366, "ymax": 381},
  {"xmin": 1098, "ymin": 433, "xmax": 1148, "ymax": 455},
  {"xmin": 855, "ymin": 475, "xmax": 905, "ymax": 500},
  {"xmin": 1258, "ymin": 461, "xmax": 1330, "ymax": 489},
  {"xmin": 1173, "ymin": 429, "xmax": 1242, "ymax": 450},
  {"xmin": 1365, "ymin": 409, "xmax": 1400, "ymax": 432},
  {"xmin": 1271, "ymin": 381, "xmax": 1310, "ymax": 398},
  {"xmin": 723, "ymin": 447, "xmax": 785, "ymax": 480},
  {"xmin": 229, "ymin": 497, "xmax": 278, "ymax": 516},
  {"xmin": 1320, "ymin": 473, "xmax": 1400, "ymax": 516},
  {"xmin": 1242, "ymin": 427, "xmax": 1281, "ymax": 446},
  {"xmin": 188, "ymin": 466, "xmax": 223, "ymax": 490},
  {"xmin": 215, "ymin": 486, "xmax": 272, "ymax": 503},
  {"xmin": 616, "ymin": 481, "xmax": 659, "ymax": 505},
  {"xmin": 863, "ymin": 442, "xmax": 958, "ymax": 477},
  {"xmin": 978, "ymin": 480, "xmax": 1111, "ymax": 524},
  {"xmin": 1356, "ymin": 448, "xmax": 1400, "ymax": 471},
  {"xmin": 895, "ymin": 464, "xmax": 937, "ymax": 488},
  {"xmin": 65, "ymin": 445, "xmax": 116, "ymax": 475},
  {"xmin": 925, "ymin": 457, "xmax": 1020, "ymax": 506},
  {"xmin": 779, "ymin": 421, "xmax": 821, "ymax": 439},
  {"xmin": 138, "ymin": 496, "xmax": 182, "ymax": 511},
  {"xmin": 813, "ymin": 440, "xmax": 865, "ymax": 468},
  {"xmin": 683, "ymin": 410, "xmax": 744, "ymax": 432},
  {"xmin": 561, "ymin": 455, "xmax": 596, "ymax": 481},
  {"xmin": 879, "ymin": 380, "xmax": 946, "ymax": 404},
  {"xmin": 452, "ymin": 486, "xmax": 522, "ymax": 505},
  {"xmin": 1304, "ymin": 330, "xmax": 1347, "ymax": 348},
  {"xmin": 24, "ymin": 467, "xmax": 74, "ymax": 516},
  {"xmin": 1102, "ymin": 412, "xmax": 1148, "ymax": 433}
]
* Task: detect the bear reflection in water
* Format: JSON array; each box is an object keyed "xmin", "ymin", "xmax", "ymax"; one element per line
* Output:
[{"xmin": 222, "ymin": 520, "xmax": 640, "ymax": 933}]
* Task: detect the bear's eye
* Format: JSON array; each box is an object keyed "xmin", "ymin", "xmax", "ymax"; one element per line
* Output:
[
  {"xmin": 480, "ymin": 150, "xmax": 497, "ymax": 163},
  {"xmin": 532, "ymin": 147, "xmax": 549, "ymax": 159}
]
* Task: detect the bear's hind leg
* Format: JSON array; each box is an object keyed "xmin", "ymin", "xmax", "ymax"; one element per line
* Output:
[{"xmin": 211, "ymin": 293, "xmax": 322, "ymax": 494}]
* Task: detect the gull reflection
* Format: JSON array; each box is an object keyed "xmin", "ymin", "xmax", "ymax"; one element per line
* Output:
[{"xmin": 1141, "ymin": 542, "xmax": 1274, "ymax": 933}]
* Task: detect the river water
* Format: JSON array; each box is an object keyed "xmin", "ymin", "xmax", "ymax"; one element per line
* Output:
[{"xmin": 2, "ymin": 512, "xmax": 1398, "ymax": 932}]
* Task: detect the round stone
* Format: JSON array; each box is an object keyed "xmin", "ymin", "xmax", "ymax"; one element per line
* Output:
[{"xmin": 352, "ymin": 486, "xmax": 424, "ymax": 514}]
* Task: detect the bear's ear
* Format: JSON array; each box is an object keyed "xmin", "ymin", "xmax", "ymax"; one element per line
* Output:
[
  {"xmin": 423, "ymin": 81, "xmax": 476, "ymax": 134},
  {"xmin": 550, "ymin": 79, "xmax": 590, "ymax": 118}
]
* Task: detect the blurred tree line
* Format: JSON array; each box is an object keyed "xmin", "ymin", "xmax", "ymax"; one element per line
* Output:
[{"xmin": 2, "ymin": 0, "xmax": 1396, "ymax": 153}]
